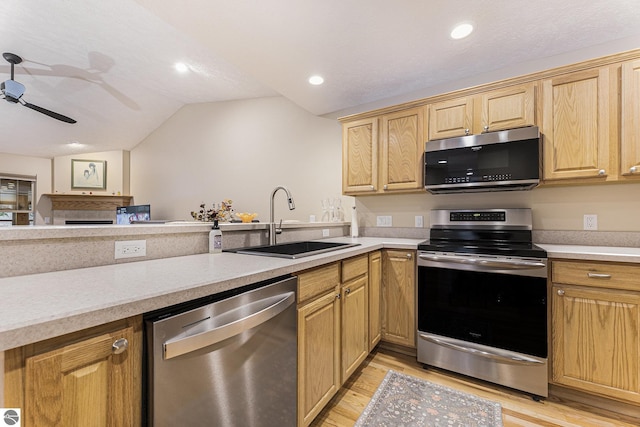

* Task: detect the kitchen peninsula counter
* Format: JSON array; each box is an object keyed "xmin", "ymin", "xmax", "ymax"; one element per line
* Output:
[{"xmin": 0, "ymin": 237, "xmax": 421, "ymax": 351}]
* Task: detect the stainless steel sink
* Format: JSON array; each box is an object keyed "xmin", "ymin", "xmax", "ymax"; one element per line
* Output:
[{"xmin": 230, "ymin": 241, "xmax": 360, "ymax": 259}]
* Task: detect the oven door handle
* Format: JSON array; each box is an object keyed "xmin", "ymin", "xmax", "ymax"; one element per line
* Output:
[
  {"xmin": 419, "ymin": 333, "xmax": 545, "ymax": 365},
  {"xmin": 418, "ymin": 253, "xmax": 546, "ymax": 269}
]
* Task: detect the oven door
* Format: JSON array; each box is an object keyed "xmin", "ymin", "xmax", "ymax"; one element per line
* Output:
[{"xmin": 416, "ymin": 252, "xmax": 549, "ymax": 396}]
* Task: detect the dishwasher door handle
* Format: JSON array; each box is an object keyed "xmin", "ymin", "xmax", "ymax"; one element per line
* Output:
[{"xmin": 163, "ymin": 291, "xmax": 295, "ymax": 360}]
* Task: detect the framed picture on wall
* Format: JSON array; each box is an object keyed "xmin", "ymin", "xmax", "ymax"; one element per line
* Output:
[{"xmin": 71, "ymin": 159, "xmax": 107, "ymax": 190}]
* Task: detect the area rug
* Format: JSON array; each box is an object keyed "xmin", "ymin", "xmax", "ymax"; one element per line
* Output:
[{"xmin": 355, "ymin": 370, "xmax": 503, "ymax": 427}]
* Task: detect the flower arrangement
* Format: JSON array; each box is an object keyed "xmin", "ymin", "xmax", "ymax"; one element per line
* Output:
[{"xmin": 191, "ymin": 199, "xmax": 233, "ymax": 222}]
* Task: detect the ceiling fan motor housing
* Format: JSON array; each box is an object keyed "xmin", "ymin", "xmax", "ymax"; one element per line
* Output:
[{"xmin": 1, "ymin": 80, "xmax": 26, "ymax": 102}]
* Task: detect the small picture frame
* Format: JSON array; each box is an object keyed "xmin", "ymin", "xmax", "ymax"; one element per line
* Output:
[{"xmin": 71, "ymin": 159, "xmax": 107, "ymax": 190}]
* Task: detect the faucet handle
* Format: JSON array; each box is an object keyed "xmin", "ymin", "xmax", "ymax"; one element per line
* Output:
[{"xmin": 276, "ymin": 219, "xmax": 283, "ymax": 235}]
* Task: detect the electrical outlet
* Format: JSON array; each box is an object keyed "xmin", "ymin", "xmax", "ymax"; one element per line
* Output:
[
  {"xmin": 415, "ymin": 215, "xmax": 423, "ymax": 228},
  {"xmin": 583, "ymin": 214, "xmax": 598, "ymax": 231},
  {"xmin": 115, "ymin": 240, "xmax": 147, "ymax": 259},
  {"xmin": 376, "ymin": 216, "xmax": 392, "ymax": 227},
  {"xmin": 322, "ymin": 229, "xmax": 330, "ymax": 237}
]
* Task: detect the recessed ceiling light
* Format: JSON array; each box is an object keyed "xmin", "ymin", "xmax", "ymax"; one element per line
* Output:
[
  {"xmin": 174, "ymin": 62, "xmax": 189, "ymax": 73},
  {"xmin": 67, "ymin": 141, "xmax": 84, "ymax": 148},
  {"xmin": 308, "ymin": 75, "xmax": 324, "ymax": 85},
  {"xmin": 450, "ymin": 23, "xmax": 473, "ymax": 40}
]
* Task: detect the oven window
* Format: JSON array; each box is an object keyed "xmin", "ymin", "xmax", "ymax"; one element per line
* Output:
[{"xmin": 418, "ymin": 266, "xmax": 547, "ymax": 358}]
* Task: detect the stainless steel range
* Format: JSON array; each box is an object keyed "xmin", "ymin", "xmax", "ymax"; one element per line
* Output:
[{"xmin": 417, "ymin": 208, "xmax": 548, "ymax": 397}]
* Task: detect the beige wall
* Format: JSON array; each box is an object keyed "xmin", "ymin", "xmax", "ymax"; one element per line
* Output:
[
  {"xmin": 356, "ymin": 182, "xmax": 640, "ymax": 232},
  {"xmin": 130, "ymin": 96, "xmax": 349, "ymax": 222},
  {"xmin": 0, "ymin": 152, "xmax": 52, "ymax": 224},
  {"xmin": 53, "ymin": 150, "xmax": 130, "ymax": 196}
]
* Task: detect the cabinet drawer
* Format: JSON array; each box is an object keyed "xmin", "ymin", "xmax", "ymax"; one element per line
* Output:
[
  {"xmin": 342, "ymin": 254, "xmax": 368, "ymax": 282},
  {"xmin": 552, "ymin": 260, "xmax": 640, "ymax": 291},
  {"xmin": 297, "ymin": 263, "xmax": 341, "ymax": 304}
]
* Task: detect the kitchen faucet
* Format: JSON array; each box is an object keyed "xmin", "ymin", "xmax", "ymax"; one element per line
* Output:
[{"xmin": 269, "ymin": 186, "xmax": 295, "ymax": 245}]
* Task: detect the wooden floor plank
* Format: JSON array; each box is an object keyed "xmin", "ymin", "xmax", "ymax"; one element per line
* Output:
[{"xmin": 310, "ymin": 347, "xmax": 639, "ymax": 427}]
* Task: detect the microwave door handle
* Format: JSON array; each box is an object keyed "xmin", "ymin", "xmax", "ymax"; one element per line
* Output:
[
  {"xmin": 419, "ymin": 333, "xmax": 544, "ymax": 366},
  {"xmin": 163, "ymin": 291, "xmax": 295, "ymax": 360},
  {"xmin": 418, "ymin": 253, "xmax": 545, "ymax": 269}
]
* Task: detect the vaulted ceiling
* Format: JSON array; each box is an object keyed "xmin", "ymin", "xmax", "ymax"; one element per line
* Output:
[{"xmin": 2, "ymin": 0, "xmax": 640, "ymax": 158}]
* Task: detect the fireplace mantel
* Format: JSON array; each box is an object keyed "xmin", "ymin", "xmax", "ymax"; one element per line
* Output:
[{"xmin": 45, "ymin": 194, "xmax": 133, "ymax": 211}]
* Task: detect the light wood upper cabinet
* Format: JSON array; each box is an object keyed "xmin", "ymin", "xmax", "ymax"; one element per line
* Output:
[
  {"xmin": 380, "ymin": 107, "xmax": 425, "ymax": 192},
  {"xmin": 4, "ymin": 317, "xmax": 142, "ymax": 427},
  {"xmin": 621, "ymin": 59, "xmax": 640, "ymax": 179},
  {"xmin": 480, "ymin": 83, "xmax": 536, "ymax": 132},
  {"xmin": 368, "ymin": 251, "xmax": 382, "ymax": 351},
  {"xmin": 381, "ymin": 249, "xmax": 416, "ymax": 348},
  {"xmin": 428, "ymin": 96, "xmax": 473, "ymax": 140},
  {"xmin": 342, "ymin": 107, "xmax": 425, "ymax": 195},
  {"xmin": 551, "ymin": 260, "xmax": 640, "ymax": 404},
  {"xmin": 428, "ymin": 84, "xmax": 536, "ymax": 140},
  {"xmin": 541, "ymin": 67, "xmax": 614, "ymax": 182},
  {"xmin": 342, "ymin": 117, "xmax": 378, "ymax": 193}
]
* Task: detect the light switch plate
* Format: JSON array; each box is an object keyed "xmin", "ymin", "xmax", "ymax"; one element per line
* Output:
[{"xmin": 415, "ymin": 215, "xmax": 423, "ymax": 228}]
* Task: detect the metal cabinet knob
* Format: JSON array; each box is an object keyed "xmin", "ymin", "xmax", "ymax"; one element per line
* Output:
[
  {"xmin": 112, "ymin": 338, "xmax": 129, "ymax": 355},
  {"xmin": 383, "ymin": 184, "xmax": 388, "ymax": 190},
  {"xmin": 336, "ymin": 294, "xmax": 341, "ymax": 300},
  {"xmin": 631, "ymin": 166, "xmax": 637, "ymax": 174},
  {"xmin": 598, "ymin": 169, "xmax": 606, "ymax": 176},
  {"xmin": 464, "ymin": 128, "xmax": 470, "ymax": 135},
  {"xmin": 406, "ymin": 253, "xmax": 412, "ymax": 259},
  {"xmin": 345, "ymin": 288, "xmax": 351, "ymax": 295},
  {"xmin": 370, "ymin": 185, "xmax": 375, "ymax": 190},
  {"xmin": 483, "ymin": 125, "xmax": 489, "ymax": 132},
  {"xmin": 557, "ymin": 289, "xmax": 565, "ymax": 296}
]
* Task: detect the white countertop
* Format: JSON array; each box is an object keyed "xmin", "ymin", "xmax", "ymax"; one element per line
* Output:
[
  {"xmin": 0, "ymin": 237, "xmax": 422, "ymax": 351},
  {"xmin": 3, "ymin": 237, "xmax": 639, "ymax": 352},
  {"xmin": 539, "ymin": 244, "xmax": 640, "ymax": 263}
]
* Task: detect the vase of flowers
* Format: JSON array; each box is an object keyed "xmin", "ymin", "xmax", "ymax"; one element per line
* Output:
[{"xmin": 191, "ymin": 199, "xmax": 233, "ymax": 222}]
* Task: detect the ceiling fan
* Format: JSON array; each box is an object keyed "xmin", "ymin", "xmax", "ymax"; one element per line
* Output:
[{"xmin": 1, "ymin": 52, "xmax": 76, "ymax": 124}]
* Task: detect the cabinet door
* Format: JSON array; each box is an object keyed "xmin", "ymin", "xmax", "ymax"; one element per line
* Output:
[
  {"xmin": 368, "ymin": 251, "xmax": 382, "ymax": 351},
  {"xmin": 341, "ymin": 275, "xmax": 368, "ymax": 382},
  {"xmin": 381, "ymin": 250, "xmax": 416, "ymax": 348},
  {"xmin": 298, "ymin": 289, "xmax": 341, "ymax": 427},
  {"xmin": 342, "ymin": 117, "xmax": 378, "ymax": 194},
  {"xmin": 552, "ymin": 285, "xmax": 640, "ymax": 403},
  {"xmin": 480, "ymin": 83, "xmax": 536, "ymax": 132},
  {"xmin": 621, "ymin": 59, "xmax": 640, "ymax": 179},
  {"xmin": 542, "ymin": 67, "xmax": 613, "ymax": 181},
  {"xmin": 18, "ymin": 323, "xmax": 140, "ymax": 427},
  {"xmin": 380, "ymin": 107, "xmax": 424, "ymax": 192},
  {"xmin": 428, "ymin": 96, "xmax": 473, "ymax": 140}
]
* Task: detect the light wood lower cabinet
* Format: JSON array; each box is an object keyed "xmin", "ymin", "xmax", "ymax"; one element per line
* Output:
[
  {"xmin": 368, "ymin": 251, "xmax": 382, "ymax": 350},
  {"xmin": 297, "ymin": 254, "xmax": 372, "ymax": 427},
  {"xmin": 341, "ymin": 255, "xmax": 369, "ymax": 381},
  {"xmin": 381, "ymin": 249, "xmax": 416, "ymax": 348},
  {"xmin": 551, "ymin": 260, "xmax": 640, "ymax": 404},
  {"xmin": 4, "ymin": 316, "xmax": 142, "ymax": 427}
]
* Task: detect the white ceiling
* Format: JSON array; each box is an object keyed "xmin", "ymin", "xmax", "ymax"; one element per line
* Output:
[{"xmin": 2, "ymin": 0, "xmax": 640, "ymax": 158}]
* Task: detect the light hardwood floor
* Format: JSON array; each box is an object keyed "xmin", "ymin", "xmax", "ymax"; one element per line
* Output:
[{"xmin": 310, "ymin": 347, "xmax": 639, "ymax": 427}]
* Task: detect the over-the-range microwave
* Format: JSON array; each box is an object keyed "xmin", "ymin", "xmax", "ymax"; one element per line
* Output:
[{"xmin": 424, "ymin": 126, "xmax": 541, "ymax": 194}]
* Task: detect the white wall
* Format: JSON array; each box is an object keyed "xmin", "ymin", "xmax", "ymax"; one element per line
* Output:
[
  {"xmin": 53, "ymin": 150, "xmax": 129, "ymax": 196},
  {"xmin": 130, "ymin": 96, "xmax": 347, "ymax": 222},
  {"xmin": 0, "ymin": 152, "xmax": 52, "ymax": 224}
]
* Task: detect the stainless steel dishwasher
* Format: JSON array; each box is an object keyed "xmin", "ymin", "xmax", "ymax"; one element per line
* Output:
[{"xmin": 144, "ymin": 275, "xmax": 297, "ymax": 427}]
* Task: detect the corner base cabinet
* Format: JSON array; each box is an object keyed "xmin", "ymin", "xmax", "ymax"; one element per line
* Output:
[{"xmin": 4, "ymin": 316, "xmax": 143, "ymax": 427}]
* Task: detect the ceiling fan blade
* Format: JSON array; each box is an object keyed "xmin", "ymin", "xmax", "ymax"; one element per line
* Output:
[{"xmin": 21, "ymin": 101, "xmax": 77, "ymax": 124}]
